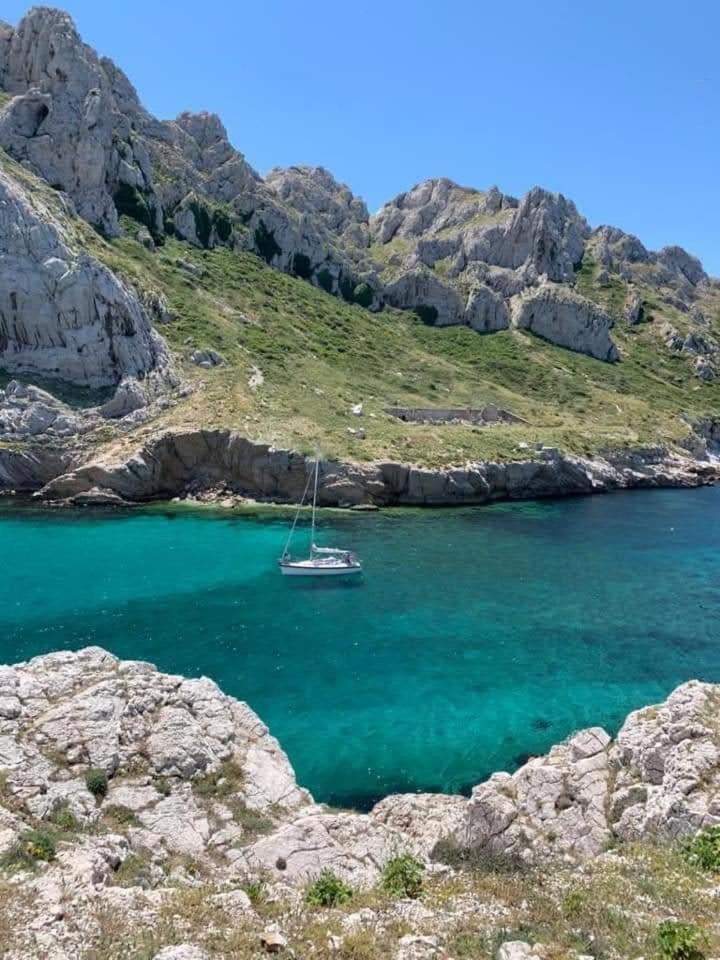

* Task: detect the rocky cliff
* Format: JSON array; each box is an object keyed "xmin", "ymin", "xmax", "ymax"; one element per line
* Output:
[
  {"xmin": 1, "ymin": 647, "xmax": 719, "ymax": 959},
  {"xmin": 0, "ymin": 5, "xmax": 719, "ymax": 508},
  {"xmin": 18, "ymin": 428, "xmax": 720, "ymax": 506}
]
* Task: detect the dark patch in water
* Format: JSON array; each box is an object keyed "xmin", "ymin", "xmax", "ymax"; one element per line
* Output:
[
  {"xmin": 531, "ymin": 717, "xmax": 551, "ymax": 732},
  {"xmin": 513, "ymin": 752, "xmax": 533, "ymax": 768}
]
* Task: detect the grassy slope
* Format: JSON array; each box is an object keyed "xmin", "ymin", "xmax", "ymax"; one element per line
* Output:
[
  {"xmin": 85, "ymin": 222, "xmax": 720, "ymax": 468},
  {"xmin": 3, "ymin": 147, "xmax": 720, "ymax": 469},
  {"xmin": 2, "ymin": 840, "xmax": 718, "ymax": 958}
]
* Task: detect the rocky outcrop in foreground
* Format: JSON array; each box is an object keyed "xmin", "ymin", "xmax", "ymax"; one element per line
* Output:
[{"xmin": 0, "ymin": 647, "xmax": 719, "ymax": 958}]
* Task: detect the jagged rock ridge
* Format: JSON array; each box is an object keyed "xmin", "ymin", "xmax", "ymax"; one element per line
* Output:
[{"xmin": 0, "ymin": 5, "xmax": 716, "ymax": 376}]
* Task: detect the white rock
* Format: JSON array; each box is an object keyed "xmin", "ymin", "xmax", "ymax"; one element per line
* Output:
[{"xmin": 154, "ymin": 947, "xmax": 210, "ymax": 960}]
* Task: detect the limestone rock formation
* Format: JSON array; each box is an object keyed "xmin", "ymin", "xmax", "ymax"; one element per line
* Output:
[
  {"xmin": 610, "ymin": 681, "xmax": 720, "ymax": 841},
  {"xmin": 0, "ymin": 379, "xmax": 91, "ymax": 439},
  {"xmin": 0, "ymin": 160, "xmax": 172, "ymax": 389},
  {"xmin": 510, "ymin": 284, "xmax": 620, "ymax": 361},
  {"xmin": 384, "ymin": 267, "xmax": 509, "ymax": 332},
  {"xmin": 459, "ymin": 727, "xmax": 612, "ymax": 861},
  {"xmin": 266, "ymin": 165, "xmax": 370, "ymax": 253},
  {"xmin": 1, "ymin": 5, "xmax": 714, "ymax": 381},
  {"xmin": 372, "ymin": 792, "xmax": 467, "ymax": 855},
  {"xmin": 0, "ymin": 648, "xmax": 720, "ymax": 956},
  {"xmin": 26, "ymin": 428, "xmax": 718, "ymax": 506},
  {"xmin": 0, "ymin": 7, "xmax": 161, "ymax": 237},
  {"xmin": 446, "ymin": 681, "xmax": 720, "ymax": 863}
]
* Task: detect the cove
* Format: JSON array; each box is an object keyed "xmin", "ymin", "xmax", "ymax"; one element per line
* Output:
[{"xmin": 1, "ymin": 486, "xmax": 720, "ymax": 810}]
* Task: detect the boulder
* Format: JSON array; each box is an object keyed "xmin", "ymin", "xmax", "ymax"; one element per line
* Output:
[
  {"xmin": 459, "ymin": 727, "xmax": 613, "ymax": 862},
  {"xmin": 190, "ymin": 349, "xmax": 226, "ymax": 369},
  {"xmin": 510, "ymin": 285, "xmax": 620, "ymax": 362},
  {"xmin": 372, "ymin": 793, "xmax": 467, "ymax": 855},
  {"xmin": 243, "ymin": 810, "xmax": 410, "ymax": 887}
]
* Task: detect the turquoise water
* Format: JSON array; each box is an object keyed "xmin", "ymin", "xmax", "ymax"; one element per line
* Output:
[{"xmin": 2, "ymin": 488, "xmax": 720, "ymax": 809}]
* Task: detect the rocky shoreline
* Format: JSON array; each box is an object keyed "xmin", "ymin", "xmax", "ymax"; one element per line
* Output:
[
  {"xmin": 1, "ymin": 427, "xmax": 719, "ymax": 509},
  {"xmin": 0, "ymin": 647, "xmax": 719, "ymax": 958}
]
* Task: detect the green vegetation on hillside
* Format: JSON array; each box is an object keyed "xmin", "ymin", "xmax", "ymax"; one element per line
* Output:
[
  {"xmin": 82, "ymin": 219, "xmax": 720, "ymax": 467},
  {"xmin": 3, "ymin": 146, "xmax": 719, "ymax": 468}
]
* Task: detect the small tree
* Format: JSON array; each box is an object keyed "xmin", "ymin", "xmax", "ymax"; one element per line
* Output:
[
  {"xmin": 85, "ymin": 768, "xmax": 109, "ymax": 799},
  {"xmin": 381, "ymin": 853, "xmax": 424, "ymax": 898},
  {"xmin": 683, "ymin": 826, "xmax": 720, "ymax": 872},
  {"xmin": 305, "ymin": 869, "xmax": 353, "ymax": 907},
  {"xmin": 657, "ymin": 920, "xmax": 706, "ymax": 960}
]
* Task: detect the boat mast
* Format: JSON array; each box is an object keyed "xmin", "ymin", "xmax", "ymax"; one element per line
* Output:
[{"xmin": 310, "ymin": 456, "xmax": 319, "ymax": 555}]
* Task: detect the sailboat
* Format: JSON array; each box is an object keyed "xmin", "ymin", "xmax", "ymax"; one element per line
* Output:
[{"xmin": 279, "ymin": 457, "xmax": 363, "ymax": 577}]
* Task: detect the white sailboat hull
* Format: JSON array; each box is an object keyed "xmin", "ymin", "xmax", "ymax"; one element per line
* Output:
[
  {"xmin": 279, "ymin": 559, "xmax": 362, "ymax": 577},
  {"xmin": 278, "ymin": 456, "xmax": 363, "ymax": 577}
]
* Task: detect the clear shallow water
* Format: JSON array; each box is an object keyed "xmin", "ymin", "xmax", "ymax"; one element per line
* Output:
[{"xmin": 1, "ymin": 488, "xmax": 720, "ymax": 809}]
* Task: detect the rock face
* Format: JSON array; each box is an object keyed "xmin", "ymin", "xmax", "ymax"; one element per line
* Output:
[
  {"xmin": 0, "ymin": 160, "xmax": 172, "ymax": 389},
  {"xmin": 26, "ymin": 428, "xmax": 718, "ymax": 506},
  {"xmin": 0, "ymin": 647, "xmax": 305, "ymax": 808},
  {"xmin": 1, "ymin": 5, "xmax": 715, "ymax": 385},
  {"xmin": 510, "ymin": 285, "xmax": 620, "ymax": 362},
  {"xmin": 0, "ymin": 647, "xmax": 719, "ymax": 957},
  {"xmin": 380, "ymin": 680, "xmax": 720, "ymax": 865},
  {"xmin": 610, "ymin": 681, "xmax": 720, "ymax": 841},
  {"xmin": 0, "ymin": 7, "xmax": 161, "ymax": 237},
  {"xmin": 459, "ymin": 727, "xmax": 613, "ymax": 861},
  {"xmin": 0, "ymin": 379, "xmax": 90, "ymax": 438}
]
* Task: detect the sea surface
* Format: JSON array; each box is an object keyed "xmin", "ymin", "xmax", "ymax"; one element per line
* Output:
[{"xmin": 1, "ymin": 487, "xmax": 720, "ymax": 809}]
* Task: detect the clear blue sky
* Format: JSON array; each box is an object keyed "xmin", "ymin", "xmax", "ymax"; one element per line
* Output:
[{"xmin": 4, "ymin": 0, "xmax": 719, "ymax": 274}]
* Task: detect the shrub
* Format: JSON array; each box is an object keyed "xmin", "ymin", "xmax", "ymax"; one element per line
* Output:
[
  {"xmin": 291, "ymin": 253, "xmax": 313, "ymax": 279},
  {"xmin": 352, "ymin": 282, "xmax": 374, "ymax": 308},
  {"xmin": 683, "ymin": 826, "xmax": 720, "ymax": 871},
  {"xmin": 113, "ymin": 183, "xmax": 152, "ymax": 229},
  {"xmin": 230, "ymin": 800, "xmax": 274, "ymax": 838},
  {"xmin": 212, "ymin": 208, "xmax": 233, "ymax": 243},
  {"xmin": 657, "ymin": 920, "xmax": 706, "ymax": 960},
  {"xmin": 190, "ymin": 200, "xmax": 213, "ymax": 248},
  {"xmin": 103, "ymin": 804, "xmax": 139, "ymax": 827},
  {"xmin": 113, "ymin": 852, "xmax": 156, "ymax": 889},
  {"xmin": 85, "ymin": 768, "xmax": 109, "ymax": 799},
  {"xmin": 47, "ymin": 801, "xmax": 80, "ymax": 832},
  {"xmin": 243, "ymin": 880, "xmax": 266, "ymax": 906},
  {"xmin": 381, "ymin": 853, "xmax": 424, "ymax": 898},
  {"xmin": 415, "ymin": 304, "xmax": 438, "ymax": 325},
  {"xmin": 316, "ymin": 268, "xmax": 334, "ymax": 293},
  {"xmin": 305, "ymin": 868, "xmax": 353, "ymax": 907},
  {"xmin": 192, "ymin": 761, "xmax": 244, "ymax": 799},
  {"xmin": 1, "ymin": 829, "xmax": 57, "ymax": 869},
  {"xmin": 254, "ymin": 221, "xmax": 281, "ymax": 263},
  {"xmin": 339, "ymin": 274, "xmax": 355, "ymax": 301}
]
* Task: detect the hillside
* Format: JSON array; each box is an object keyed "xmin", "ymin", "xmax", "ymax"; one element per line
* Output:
[{"xmin": 0, "ymin": 7, "xmax": 719, "ymax": 502}]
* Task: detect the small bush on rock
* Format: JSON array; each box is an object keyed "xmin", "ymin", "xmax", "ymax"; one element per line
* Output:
[
  {"xmin": 683, "ymin": 826, "xmax": 720, "ymax": 872},
  {"xmin": 2, "ymin": 829, "xmax": 57, "ymax": 869},
  {"xmin": 305, "ymin": 868, "xmax": 353, "ymax": 907},
  {"xmin": 212, "ymin": 208, "xmax": 233, "ymax": 243},
  {"xmin": 657, "ymin": 920, "xmax": 706, "ymax": 960},
  {"xmin": 352, "ymin": 282, "xmax": 374, "ymax": 308},
  {"xmin": 316, "ymin": 268, "xmax": 334, "ymax": 293},
  {"xmin": 85, "ymin": 768, "xmax": 109, "ymax": 799},
  {"xmin": 415, "ymin": 304, "xmax": 439, "ymax": 325},
  {"xmin": 381, "ymin": 852, "xmax": 424, "ymax": 898},
  {"xmin": 254, "ymin": 221, "xmax": 281, "ymax": 263},
  {"xmin": 103, "ymin": 804, "xmax": 139, "ymax": 827},
  {"xmin": 48, "ymin": 801, "xmax": 80, "ymax": 832}
]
